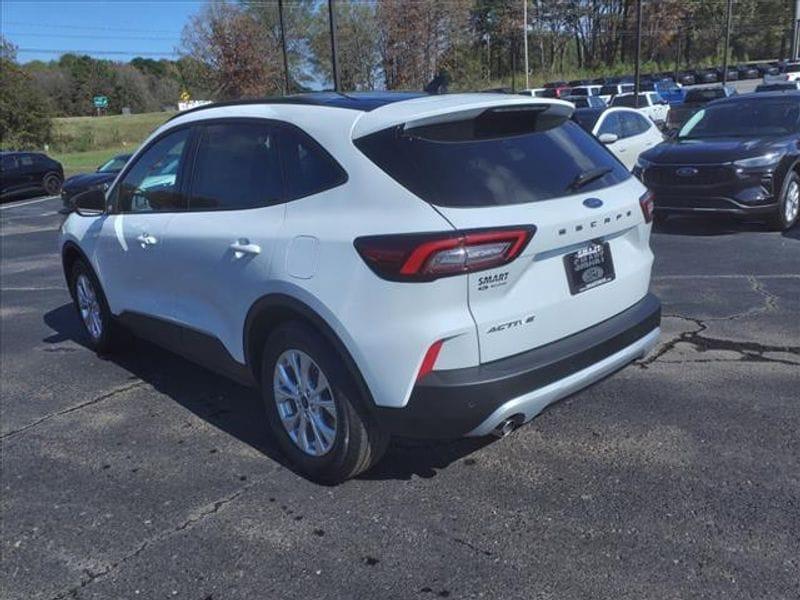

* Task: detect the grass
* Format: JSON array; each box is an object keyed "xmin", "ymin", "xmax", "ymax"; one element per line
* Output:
[
  {"xmin": 49, "ymin": 111, "xmax": 174, "ymax": 177},
  {"xmin": 50, "ymin": 146, "xmax": 131, "ymax": 179}
]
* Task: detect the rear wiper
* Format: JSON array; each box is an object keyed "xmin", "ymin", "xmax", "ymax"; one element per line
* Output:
[{"xmin": 567, "ymin": 166, "xmax": 612, "ymax": 191}]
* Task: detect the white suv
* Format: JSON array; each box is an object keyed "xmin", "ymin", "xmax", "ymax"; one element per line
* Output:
[{"xmin": 60, "ymin": 92, "xmax": 661, "ymax": 483}]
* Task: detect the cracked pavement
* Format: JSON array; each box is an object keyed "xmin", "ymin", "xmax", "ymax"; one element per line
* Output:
[{"xmin": 1, "ymin": 198, "xmax": 799, "ymax": 600}]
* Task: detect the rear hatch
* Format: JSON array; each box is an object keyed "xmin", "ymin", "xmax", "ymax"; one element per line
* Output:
[{"xmin": 354, "ymin": 95, "xmax": 654, "ymax": 364}]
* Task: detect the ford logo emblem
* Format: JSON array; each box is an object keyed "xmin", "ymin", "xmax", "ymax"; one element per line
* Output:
[
  {"xmin": 582, "ymin": 198, "xmax": 603, "ymax": 209},
  {"xmin": 676, "ymin": 167, "xmax": 698, "ymax": 177}
]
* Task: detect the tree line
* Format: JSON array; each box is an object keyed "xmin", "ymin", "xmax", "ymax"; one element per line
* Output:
[{"xmin": 0, "ymin": 0, "xmax": 792, "ymax": 149}]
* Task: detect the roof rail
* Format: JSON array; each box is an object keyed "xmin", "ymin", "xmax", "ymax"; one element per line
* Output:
[{"xmin": 166, "ymin": 91, "xmax": 429, "ymax": 121}]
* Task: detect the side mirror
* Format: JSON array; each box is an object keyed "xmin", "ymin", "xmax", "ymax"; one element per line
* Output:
[
  {"xmin": 598, "ymin": 133, "xmax": 619, "ymax": 144},
  {"xmin": 74, "ymin": 189, "xmax": 106, "ymax": 216}
]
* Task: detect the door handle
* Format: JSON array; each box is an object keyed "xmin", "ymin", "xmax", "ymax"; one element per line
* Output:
[
  {"xmin": 136, "ymin": 233, "xmax": 158, "ymax": 247},
  {"xmin": 230, "ymin": 239, "xmax": 261, "ymax": 258}
]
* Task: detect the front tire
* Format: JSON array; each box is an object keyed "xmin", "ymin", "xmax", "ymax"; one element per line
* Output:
[
  {"xmin": 69, "ymin": 260, "xmax": 123, "ymax": 354},
  {"xmin": 261, "ymin": 321, "xmax": 389, "ymax": 484},
  {"xmin": 768, "ymin": 172, "xmax": 800, "ymax": 231}
]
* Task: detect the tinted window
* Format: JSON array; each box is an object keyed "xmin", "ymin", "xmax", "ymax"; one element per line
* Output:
[
  {"xmin": 679, "ymin": 98, "xmax": 800, "ymax": 138},
  {"xmin": 620, "ymin": 113, "xmax": 650, "ymax": 137},
  {"xmin": 597, "ymin": 112, "xmax": 622, "ymax": 136},
  {"xmin": 1, "ymin": 155, "xmax": 17, "ymax": 170},
  {"xmin": 612, "ymin": 94, "xmax": 649, "ymax": 108},
  {"xmin": 117, "ymin": 128, "xmax": 189, "ymax": 213},
  {"xmin": 355, "ymin": 120, "xmax": 629, "ymax": 208},
  {"xmin": 570, "ymin": 88, "xmax": 588, "ymax": 96},
  {"xmin": 571, "ymin": 109, "xmax": 603, "ymax": 132},
  {"xmin": 280, "ymin": 127, "xmax": 347, "ymax": 200},
  {"xmin": 600, "ymin": 85, "xmax": 618, "ymax": 96},
  {"xmin": 190, "ymin": 122, "xmax": 282, "ymax": 210},
  {"xmin": 98, "ymin": 155, "xmax": 130, "ymax": 173},
  {"xmin": 19, "ymin": 155, "xmax": 34, "ymax": 167},
  {"xmin": 785, "ymin": 63, "xmax": 800, "ymax": 73}
]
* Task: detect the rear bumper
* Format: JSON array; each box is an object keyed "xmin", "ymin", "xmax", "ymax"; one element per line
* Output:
[{"xmin": 375, "ymin": 293, "xmax": 661, "ymax": 439}]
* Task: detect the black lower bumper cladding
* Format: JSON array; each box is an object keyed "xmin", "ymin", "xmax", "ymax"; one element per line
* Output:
[{"xmin": 376, "ymin": 293, "xmax": 661, "ymax": 439}]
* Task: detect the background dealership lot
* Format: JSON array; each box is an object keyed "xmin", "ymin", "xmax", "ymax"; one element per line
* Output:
[{"xmin": 2, "ymin": 186, "xmax": 798, "ymax": 598}]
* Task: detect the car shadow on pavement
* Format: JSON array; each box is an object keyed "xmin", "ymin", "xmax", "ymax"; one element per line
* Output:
[
  {"xmin": 654, "ymin": 215, "xmax": 774, "ymax": 236},
  {"xmin": 43, "ymin": 303, "xmax": 491, "ymax": 483}
]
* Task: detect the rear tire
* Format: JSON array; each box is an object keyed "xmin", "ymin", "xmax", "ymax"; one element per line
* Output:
[
  {"xmin": 43, "ymin": 172, "xmax": 62, "ymax": 196},
  {"xmin": 69, "ymin": 259, "xmax": 125, "ymax": 354},
  {"xmin": 768, "ymin": 172, "xmax": 799, "ymax": 231},
  {"xmin": 261, "ymin": 321, "xmax": 389, "ymax": 484}
]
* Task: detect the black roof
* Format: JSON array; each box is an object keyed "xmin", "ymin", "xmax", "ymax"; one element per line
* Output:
[
  {"xmin": 169, "ymin": 91, "xmax": 427, "ymax": 121},
  {"xmin": 711, "ymin": 90, "xmax": 800, "ymax": 104}
]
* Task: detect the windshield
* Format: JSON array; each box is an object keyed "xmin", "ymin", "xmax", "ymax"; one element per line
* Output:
[
  {"xmin": 98, "ymin": 155, "xmax": 130, "ymax": 173},
  {"xmin": 355, "ymin": 120, "xmax": 629, "ymax": 208},
  {"xmin": 679, "ymin": 99, "xmax": 800, "ymax": 138}
]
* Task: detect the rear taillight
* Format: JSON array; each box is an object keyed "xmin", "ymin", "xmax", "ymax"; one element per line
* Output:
[
  {"xmin": 354, "ymin": 226, "xmax": 535, "ymax": 282},
  {"xmin": 639, "ymin": 190, "xmax": 655, "ymax": 223}
]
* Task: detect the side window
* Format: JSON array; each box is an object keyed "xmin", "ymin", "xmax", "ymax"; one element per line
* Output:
[
  {"xmin": 1, "ymin": 155, "xmax": 18, "ymax": 171},
  {"xmin": 633, "ymin": 113, "xmax": 652, "ymax": 135},
  {"xmin": 598, "ymin": 113, "xmax": 621, "ymax": 137},
  {"xmin": 190, "ymin": 122, "xmax": 282, "ymax": 210},
  {"xmin": 280, "ymin": 126, "xmax": 347, "ymax": 200},
  {"xmin": 19, "ymin": 155, "xmax": 34, "ymax": 168},
  {"xmin": 117, "ymin": 128, "xmax": 189, "ymax": 213}
]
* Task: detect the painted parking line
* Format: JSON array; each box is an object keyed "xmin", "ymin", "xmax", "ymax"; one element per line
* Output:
[{"xmin": 0, "ymin": 196, "xmax": 60, "ymax": 211}]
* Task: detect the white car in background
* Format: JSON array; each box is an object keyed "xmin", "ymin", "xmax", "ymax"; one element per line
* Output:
[
  {"xmin": 519, "ymin": 88, "xmax": 547, "ymax": 97},
  {"xmin": 610, "ymin": 92, "xmax": 670, "ymax": 127},
  {"xmin": 572, "ymin": 106, "xmax": 664, "ymax": 170}
]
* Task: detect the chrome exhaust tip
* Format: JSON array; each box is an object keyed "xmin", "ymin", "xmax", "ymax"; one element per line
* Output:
[{"xmin": 492, "ymin": 417, "xmax": 519, "ymax": 438}]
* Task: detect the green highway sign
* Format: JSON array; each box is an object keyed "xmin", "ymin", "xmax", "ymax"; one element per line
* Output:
[{"xmin": 93, "ymin": 95, "xmax": 108, "ymax": 108}]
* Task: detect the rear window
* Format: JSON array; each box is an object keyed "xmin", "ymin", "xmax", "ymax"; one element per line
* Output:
[
  {"xmin": 600, "ymin": 85, "xmax": 618, "ymax": 96},
  {"xmin": 612, "ymin": 94, "xmax": 648, "ymax": 108},
  {"xmin": 355, "ymin": 119, "xmax": 630, "ymax": 208}
]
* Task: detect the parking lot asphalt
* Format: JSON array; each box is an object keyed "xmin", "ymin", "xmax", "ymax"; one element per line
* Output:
[{"xmin": 1, "ymin": 196, "xmax": 798, "ymax": 600}]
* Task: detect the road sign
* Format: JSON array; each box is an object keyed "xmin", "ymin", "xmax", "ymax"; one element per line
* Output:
[{"xmin": 93, "ymin": 96, "xmax": 108, "ymax": 108}]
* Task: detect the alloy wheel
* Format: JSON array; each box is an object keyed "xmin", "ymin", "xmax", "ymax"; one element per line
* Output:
[
  {"xmin": 785, "ymin": 179, "xmax": 799, "ymax": 225},
  {"xmin": 76, "ymin": 274, "xmax": 103, "ymax": 340},
  {"xmin": 273, "ymin": 349, "xmax": 338, "ymax": 457}
]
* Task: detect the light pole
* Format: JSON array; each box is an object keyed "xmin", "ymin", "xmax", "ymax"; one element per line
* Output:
[
  {"xmin": 278, "ymin": 0, "xmax": 290, "ymax": 94},
  {"xmin": 633, "ymin": 0, "xmax": 642, "ymax": 108},
  {"xmin": 523, "ymin": 0, "xmax": 529, "ymax": 89},
  {"xmin": 793, "ymin": 0, "xmax": 800, "ymax": 61},
  {"xmin": 328, "ymin": 0, "xmax": 340, "ymax": 92},
  {"xmin": 722, "ymin": 0, "xmax": 733, "ymax": 85}
]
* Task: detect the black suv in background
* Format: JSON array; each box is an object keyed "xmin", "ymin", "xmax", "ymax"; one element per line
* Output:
[
  {"xmin": 635, "ymin": 92, "xmax": 800, "ymax": 230},
  {"xmin": 61, "ymin": 153, "xmax": 131, "ymax": 210},
  {"xmin": 1, "ymin": 151, "xmax": 64, "ymax": 201}
]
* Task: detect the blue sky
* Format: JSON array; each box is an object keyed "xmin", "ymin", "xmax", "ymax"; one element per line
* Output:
[{"xmin": 3, "ymin": 0, "xmax": 205, "ymax": 62}]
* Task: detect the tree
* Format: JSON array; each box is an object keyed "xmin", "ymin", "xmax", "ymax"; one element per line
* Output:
[
  {"xmin": 0, "ymin": 38, "xmax": 52, "ymax": 149},
  {"xmin": 179, "ymin": 0, "xmax": 280, "ymax": 100},
  {"xmin": 377, "ymin": 0, "xmax": 472, "ymax": 90},
  {"xmin": 308, "ymin": 1, "xmax": 381, "ymax": 90}
]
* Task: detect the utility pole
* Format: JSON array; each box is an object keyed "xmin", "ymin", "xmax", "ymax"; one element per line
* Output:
[
  {"xmin": 793, "ymin": 0, "xmax": 800, "ymax": 61},
  {"xmin": 523, "ymin": 0, "xmax": 529, "ymax": 90},
  {"xmin": 328, "ymin": 0, "xmax": 340, "ymax": 92},
  {"xmin": 511, "ymin": 40, "xmax": 517, "ymax": 92},
  {"xmin": 633, "ymin": 0, "xmax": 642, "ymax": 108},
  {"xmin": 722, "ymin": 0, "xmax": 733, "ymax": 85},
  {"xmin": 278, "ymin": 0, "xmax": 290, "ymax": 95}
]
